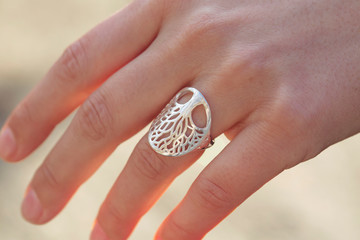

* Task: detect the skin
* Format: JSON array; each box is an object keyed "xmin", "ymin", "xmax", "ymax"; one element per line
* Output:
[{"xmin": 0, "ymin": 0, "xmax": 359, "ymax": 239}]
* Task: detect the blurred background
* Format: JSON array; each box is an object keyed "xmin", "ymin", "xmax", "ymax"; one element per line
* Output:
[{"xmin": 0, "ymin": 0, "xmax": 359, "ymax": 239}]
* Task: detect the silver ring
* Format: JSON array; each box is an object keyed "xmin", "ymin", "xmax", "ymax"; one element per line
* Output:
[{"xmin": 148, "ymin": 87, "xmax": 214, "ymax": 157}]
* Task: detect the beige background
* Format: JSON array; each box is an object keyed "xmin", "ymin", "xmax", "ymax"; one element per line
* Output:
[{"xmin": 0, "ymin": 0, "xmax": 359, "ymax": 239}]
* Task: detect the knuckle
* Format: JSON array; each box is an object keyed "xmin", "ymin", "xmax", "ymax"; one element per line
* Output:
[
  {"xmin": 132, "ymin": 143, "xmax": 168, "ymax": 181},
  {"xmin": 188, "ymin": 10, "xmax": 215, "ymax": 34},
  {"xmin": 182, "ymin": 12, "xmax": 219, "ymax": 43},
  {"xmin": 272, "ymin": 96, "xmax": 321, "ymax": 163},
  {"xmin": 10, "ymin": 100, "xmax": 35, "ymax": 127},
  {"xmin": 229, "ymin": 46, "xmax": 268, "ymax": 78},
  {"xmin": 193, "ymin": 177, "xmax": 233, "ymax": 211},
  {"xmin": 56, "ymin": 36, "xmax": 89, "ymax": 83},
  {"xmin": 211, "ymin": 49, "xmax": 265, "ymax": 90},
  {"xmin": 165, "ymin": 216, "xmax": 195, "ymax": 239},
  {"xmin": 255, "ymin": 95, "xmax": 317, "ymax": 170},
  {"xmin": 101, "ymin": 199, "xmax": 127, "ymax": 226},
  {"xmin": 35, "ymin": 162, "xmax": 61, "ymax": 190},
  {"xmin": 98, "ymin": 199, "xmax": 134, "ymax": 239},
  {"xmin": 178, "ymin": 7, "xmax": 248, "ymax": 47},
  {"xmin": 268, "ymin": 97, "xmax": 310, "ymax": 138},
  {"xmin": 78, "ymin": 90, "xmax": 113, "ymax": 141},
  {"xmin": 174, "ymin": 9, "xmax": 228, "ymax": 51}
]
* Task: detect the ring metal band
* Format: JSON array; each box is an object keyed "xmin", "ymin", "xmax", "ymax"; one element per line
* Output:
[{"xmin": 148, "ymin": 87, "xmax": 213, "ymax": 157}]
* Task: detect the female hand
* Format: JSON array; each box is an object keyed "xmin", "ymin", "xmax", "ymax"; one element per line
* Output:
[{"xmin": 1, "ymin": 0, "xmax": 359, "ymax": 239}]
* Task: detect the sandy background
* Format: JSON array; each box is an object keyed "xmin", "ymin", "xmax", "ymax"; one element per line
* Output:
[{"xmin": 0, "ymin": 0, "xmax": 359, "ymax": 239}]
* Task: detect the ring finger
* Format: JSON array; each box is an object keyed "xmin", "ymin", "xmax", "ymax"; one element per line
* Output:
[{"xmin": 90, "ymin": 78, "xmax": 257, "ymax": 239}]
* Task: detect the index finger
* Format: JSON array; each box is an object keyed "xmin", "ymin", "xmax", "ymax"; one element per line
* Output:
[{"xmin": 0, "ymin": 0, "xmax": 162, "ymax": 162}]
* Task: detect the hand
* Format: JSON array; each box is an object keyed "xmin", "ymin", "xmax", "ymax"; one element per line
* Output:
[{"xmin": 1, "ymin": 0, "xmax": 359, "ymax": 239}]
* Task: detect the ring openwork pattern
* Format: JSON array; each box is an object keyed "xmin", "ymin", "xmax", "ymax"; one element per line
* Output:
[{"xmin": 148, "ymin": 87, "xmax": 211, "ymax": 157}]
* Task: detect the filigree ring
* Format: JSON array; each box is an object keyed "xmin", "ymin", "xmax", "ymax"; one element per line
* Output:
[{"xmin": 148, "ymin": 87, "xmax": 214, "ymax": 157}]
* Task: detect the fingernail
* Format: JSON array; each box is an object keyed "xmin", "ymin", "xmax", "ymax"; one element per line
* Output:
[
  {"xmin": 90, "ymin": 223, "xmax": 109, "ymax": 240},
  {"xmin": 21, "ymin": 188, "xmax": 43, "ymax": 222},
  {"xmin": 0, "ymin": 127, "xmax": 17, "ymax": 160}
]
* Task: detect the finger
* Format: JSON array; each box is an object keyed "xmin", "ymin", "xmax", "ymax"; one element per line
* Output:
[
  {"xmin": 89, "ymin": 81, "xmax": 258, "ymax": 240},
  {"xmin": 0, "ymin": 0, "xmax": 162, "ymax": 162},
  {"xmin": 20, "ymin": 33, "xmax": 197, "ymax": 225},
  {"xmin": 91, "ymin": 135, "xmax": 203, "ymax": 240},
  {"xmin": 156, "ymin": 121, "xmax": 305, "ymax": 239}
]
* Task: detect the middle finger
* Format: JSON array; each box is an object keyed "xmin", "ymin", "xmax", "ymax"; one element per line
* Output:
[{"xmin": 21, "ymin": 36, "xmax": 197, "ymax": 225}]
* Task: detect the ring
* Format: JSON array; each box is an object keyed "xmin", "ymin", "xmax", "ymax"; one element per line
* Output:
[{"xmin": 148, "ymin": 87, "xmax": 214, "ymax": 157}]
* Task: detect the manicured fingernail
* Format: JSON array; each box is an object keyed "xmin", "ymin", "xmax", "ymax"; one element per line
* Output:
[
  {"xmin": 21, "ymin": 188, "xmax": 43, "ymax": 222},
  {"xmin": 0, "ymin": 127, "xmax": 16, "ymax": 160},
  {"xmin": 90, "ymin": 223, "xmax": 109, "ymax": 240}
]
